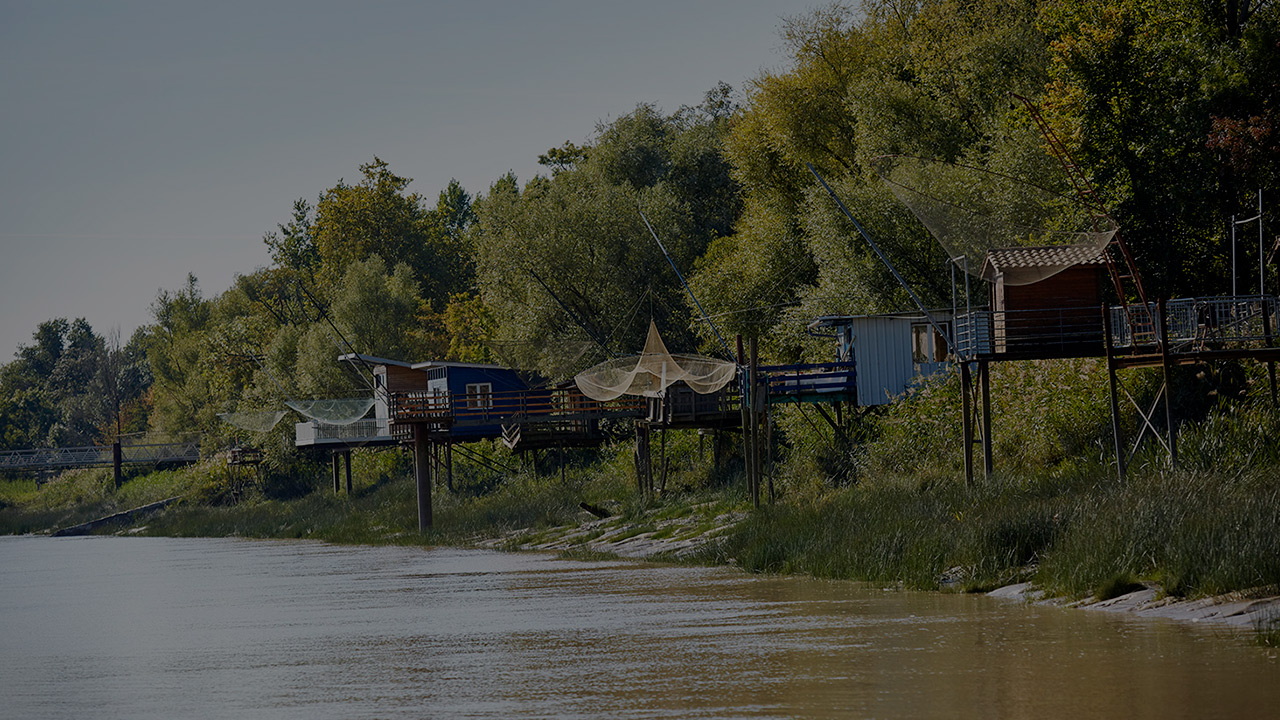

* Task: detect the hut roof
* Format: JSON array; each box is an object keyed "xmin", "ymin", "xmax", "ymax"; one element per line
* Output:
[{"xmin": 981, "ymin": 245, "xmax": 1105, "ymax": 284}]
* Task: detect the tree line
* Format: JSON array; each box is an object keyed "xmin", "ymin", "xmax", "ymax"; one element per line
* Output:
[{"xmin": 2, "ymin": 0, "xmax": 1275, "ymax": 455}]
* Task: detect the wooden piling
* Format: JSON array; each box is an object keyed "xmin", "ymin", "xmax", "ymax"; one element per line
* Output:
[
  {"xmin": 749, "ymin": 336, "xmax": 761, "ymax": 508},
  {"xmin": 1157, "ymin": 299, "xmax": 1177, "ymax": 467},
  {"xmin": 979, "ymin": 359, "xmax": 993, "ymax": 478},
  {"xmin": 1103, "ymin": 305, "xmax": 1126, "ymax": 480},
  {"xmin": 413, "ymin": 424, "xmax": 432, "ymax": 531},
  {"xmin": 112, "ymin": 440, "xmax": 122, "ymax": 488},
  {"xmin": 960, "ymin": 361, "xmax": 974, "ymax": 485},
  {"xmin": 344, "ymin": 450, "xmax": 352, "ymax": 494},
  {"xmin": 446, "ymin": 441, "xmax": 454, "ymax": 492}
]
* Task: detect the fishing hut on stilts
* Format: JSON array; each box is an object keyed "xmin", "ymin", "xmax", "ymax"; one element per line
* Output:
[{"xmin": 806, "ymin": 93, "xmax": 1279, "ymax": 483}]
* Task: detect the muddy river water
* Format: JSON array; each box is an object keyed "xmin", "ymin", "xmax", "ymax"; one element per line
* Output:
[{"xmin": 1, "ymin": 535, "xmax": 1276, "ymax": 718}]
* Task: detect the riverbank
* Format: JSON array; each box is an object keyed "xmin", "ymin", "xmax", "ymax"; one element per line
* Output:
[
  {"xmin": 5, "ymin": 436, "xmax": 1280, "ymax": 645},
  {"xmin": 480, "ymin": 504, "xmax": 1280, "ymax": 638}
]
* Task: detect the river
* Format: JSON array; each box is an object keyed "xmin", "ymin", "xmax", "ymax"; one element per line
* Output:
[{"xmin": 1, "ymin": 535, "xmax": 1276, "ymax": 719}]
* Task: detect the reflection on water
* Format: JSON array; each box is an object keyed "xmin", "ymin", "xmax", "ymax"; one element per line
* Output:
[{"xmin": 0, "ymin": 536, "xmax": 1275, "ymax": 719}]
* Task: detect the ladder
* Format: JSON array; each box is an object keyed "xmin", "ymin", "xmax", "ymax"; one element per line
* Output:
[{"xmin": 1011, "ymin": 93, "xmax": 1160, "ymax": 349}]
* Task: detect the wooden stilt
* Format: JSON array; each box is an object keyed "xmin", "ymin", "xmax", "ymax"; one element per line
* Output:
[
  {"xmin": 737, "ymin": 335, "xmax": 752, "ymax": 501},
  {"xmin": 1263, "ymin": 304, "xmax": 1277, "ymax": 407},
  {"xmin": 658, "ymin": 428, "xmax": 667, "ymax": 495},
  {"xmin": 979, "ymin": 359, "xmax": 993, "ymax": 478},
  {"xmin": 113, "ymin": 440, "xmax": 122, "ymax": 489},
  {"xmin": 445, "ymin": 441, "xmax": 454, "ymax": 492},
  {"xmin": 413, "ymin": 425, "xmax": 432, "ymax": 531},
  {"xmin": 344, "ymin": 449, "xmax": 352, "ymax": 494},
  {"xmin": 712, "ymin": 430, "xmax": 721, "ymax": 470},
  {"xmin": 1104, "ymin": 304, "xmax": 1126, "ymax": 480},
  {"xmin": 766, "ymin": 410, "xmax": 775, "ymax": 503},
  {"xmin": 749, "ymin": 336, "xmax": 761, "ymax": 508},
  {"xmin": 961, "ymin": 361, "xmax": 974, "ymax": 485},
  {"xmin": 634, "ymin": 424, "xmax": 652, "ymax": 496},
  {"xmin": 332, "ymin": 452, "xmax": 341, "ymax": 493}
]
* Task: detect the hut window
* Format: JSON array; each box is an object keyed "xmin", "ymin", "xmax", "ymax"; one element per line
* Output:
[
  {"xmin": 465, "ymin": 382, "xmax": 493, "ymax": 409},
  {"xmin": 911, "ymin": 324, "xmax": 930, "ymax": 363}
]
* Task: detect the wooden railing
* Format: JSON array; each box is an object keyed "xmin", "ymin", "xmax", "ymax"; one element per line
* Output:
[
  {"xmin": 763, "ymin": 361, "xmax": 857, "ymax": 402},
  {"xmin": 390, "ymin": 387, "xmax": 645, "ymax": 428}
]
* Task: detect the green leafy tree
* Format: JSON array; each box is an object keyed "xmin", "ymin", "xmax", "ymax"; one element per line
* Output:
[
  {"xmin": 140, "ymin": 274, "xmax": 215, "ymax": 435},
  {"xmin": 311, "ymin": 157, "xmax": 468, "ymax": 307},
  {"xmin": 472, "ymin": 93, "xmax": 743, "ymax": 376},
  {"xmin": 1042, "ymin": 0, "xmax": 1280, "ymax": 296},
  {"xmin": 697, "ymin": 0, "xmax": 1051, "ymax": 353}
]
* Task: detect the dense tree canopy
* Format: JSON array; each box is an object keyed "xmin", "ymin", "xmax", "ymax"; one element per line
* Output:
[
  {"xmin": 470, "ymin": 92, "xmax": 743, "ymax": 378},
  {"xmin": 3, "ymin": 0, "xmax": 1276, "ymax": 454}
]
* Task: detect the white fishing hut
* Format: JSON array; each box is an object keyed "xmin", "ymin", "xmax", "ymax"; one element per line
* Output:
[{"xmin": 809, "ymin": 311, "xmax": 952, "ymax": 406}]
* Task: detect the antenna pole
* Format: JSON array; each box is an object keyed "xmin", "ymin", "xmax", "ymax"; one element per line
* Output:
[
  {"xmin": 807, "ymin": 163, "xmax": 958, "ymax": 357},
  {"xmin": 638, "ymin": 207, "xmax": 735, "ymax": 360},
  {"xmin": 1233, "ymin": 214, "xmax": 1238, "ymax": 297}
]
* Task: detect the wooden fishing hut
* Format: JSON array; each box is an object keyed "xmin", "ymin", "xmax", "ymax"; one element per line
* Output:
[
  {"xmin": 945, "ymin": 246, "xmax": 1113, "ymax": 481},
  {"xmin": 950, "ymin": 244, "xmax": 1280, "ymax": 483},
  {"xmin": 291, "ymin": 354, "xmax": 416, "ymax": 494},
  {"xmin": 368, "ymin": 354, "xmax": 645, "ymax": 530},
  {"xmin": 978, "ymin": 245, "xmax": 1107, "ymax": 358}
]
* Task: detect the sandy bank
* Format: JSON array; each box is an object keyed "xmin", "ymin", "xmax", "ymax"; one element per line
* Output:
[{"xmin": 989, "ymin": 582, "xmax": 1280, "ymax": 629}]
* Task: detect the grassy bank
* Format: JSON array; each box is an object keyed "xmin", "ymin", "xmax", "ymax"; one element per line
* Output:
[{"xmin": 4, "ymin": 359, "xmax": 1279, "ymax": 614}]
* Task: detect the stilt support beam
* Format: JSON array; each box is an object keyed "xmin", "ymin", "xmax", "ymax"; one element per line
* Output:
[{"xmin": 413, "ymin": 424, "xmax": 432, "ymax": 531}]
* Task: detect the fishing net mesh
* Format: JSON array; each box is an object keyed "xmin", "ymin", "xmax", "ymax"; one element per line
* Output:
[
  {"xmin": 284, "ymin": 398, "xmax": 376, "ymax": 425},
  {"xmin": 872, "ymin": 155, "xmax": 1116, "ymax": 285},
  {"xmin": 575, "ymin": 321, "xmax": 736, "ymax": 401}
]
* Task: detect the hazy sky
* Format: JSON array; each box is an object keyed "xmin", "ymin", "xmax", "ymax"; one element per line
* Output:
[{"xmin": 0, "ymin": 0, "xmax": 820, "ymax": 360}]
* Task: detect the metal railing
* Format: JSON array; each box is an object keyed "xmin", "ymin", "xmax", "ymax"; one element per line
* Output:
[
  {"xmin": 0, "ymin": 438, "xmax": 202, "ymax": 472},
  {"xmin": 1109, "ymin": 295, "xmax": 1279, "ymax": 350},
  {"xmin": 294, "ymin": 418, "xmax": 397, "ymax": 446},
  {"xmin": 955, "ymin": 307, "xmax": 1105, "ymax": 358}
]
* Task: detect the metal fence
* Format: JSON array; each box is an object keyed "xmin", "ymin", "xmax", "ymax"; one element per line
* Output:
[
  {"xmin": 1108, "ymin": 295, "xmax": 1279, "ymax": 350},
  {"xmin": 294, "ymin": 418, "xmax": 397, "ymax": 446},
  {"xmin": 0, "ymin": 437, "xmax": 202, "ymax": 472},
  {"xmin": 955, "ymin": 307, "xmax": 1104, "ymax": 358}
]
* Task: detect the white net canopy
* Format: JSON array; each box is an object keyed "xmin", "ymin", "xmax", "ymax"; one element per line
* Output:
[
  {"xmin": 284, "ymin": 398, "xmax": 376, "ymax": 425},
  {"xmin": 218, "ymin": 410, "xmax": 288, "ymax": 433},
  {"xmin": 873, "ymin": 155, "xmax": 1116, "ymax": 286},
  {"xmin": 575, "ymin": 321, "xmax": 737, "ymax": 401}
]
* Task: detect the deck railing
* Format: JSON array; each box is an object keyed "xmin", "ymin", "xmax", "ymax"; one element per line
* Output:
[
  {"xmin": 390, "ymin": 387, "xmax": 645, "ymax": 428},
  {"xmin": 1109, "ymin": 295, "xmax": 1278, "ymax": 350},
  {"xmin": 648, "ymin": 383, "xmax": 740, "ymax": 423},
  {"xmin": 294, "ymin": 418, "xmax": 397, "ymax": 446},
  {"xmin": 955, "ymin": 307, "xmax": 1104, "ymax": 358},
  {"xmin": 763, "ymin": 361, "xmax": 857, "ymax": 402}
]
